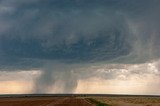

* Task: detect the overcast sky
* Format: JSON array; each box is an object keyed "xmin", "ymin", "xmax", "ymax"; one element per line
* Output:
[{"xmin": 0, "ymin": 0, "xmax": 160, "ymax": 95}]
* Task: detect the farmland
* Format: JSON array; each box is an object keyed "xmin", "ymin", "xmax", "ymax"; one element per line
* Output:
[
  {"xmin": 92, "ymin": 96, "xmax": 160, "ymax": 106},
  {"xmin": 0, "ymin": 96, "xmax": 94, "ymax": 106},
  {"xmin": 0, "ymin": 94, "xmax": 159, "ymax": 106}
]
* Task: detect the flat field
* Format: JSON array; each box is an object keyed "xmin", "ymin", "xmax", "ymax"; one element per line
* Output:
[
  {"xmin": 93, "ymin": 96, "xmax": 160, "ymax": 106},
  {"xmin": 0, "ymin": 96, "xmax": 94, "ymax": 106},
  {"xmin": 0, "ymin": 94, "xmax": 159, "ymax": 106}
]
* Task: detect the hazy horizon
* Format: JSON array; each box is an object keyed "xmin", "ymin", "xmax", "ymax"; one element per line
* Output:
[{"xmin": 0, "ymin": 0, "xmax": 160, "ymax": 95}]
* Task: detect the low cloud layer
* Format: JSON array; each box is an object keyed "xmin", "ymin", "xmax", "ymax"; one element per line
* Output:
[{"xmin": 0, "ymin": 0, "xmax": 160, "ymax": 93}]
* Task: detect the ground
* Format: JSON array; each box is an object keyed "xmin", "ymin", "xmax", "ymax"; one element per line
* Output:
[{"xmin": 0, "ymin": 95, "xmax": 159, "ymax": 106}]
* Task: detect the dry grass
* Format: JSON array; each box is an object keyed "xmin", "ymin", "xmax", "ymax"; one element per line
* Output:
[{"xmin": 93, "ymin": 97, "xmax": 160, "ymax": 106}]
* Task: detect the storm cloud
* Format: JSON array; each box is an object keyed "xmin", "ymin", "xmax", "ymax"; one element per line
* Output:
[{"xmin": 0, "ymin": 0, "xmax": 160, "ymax": 93}]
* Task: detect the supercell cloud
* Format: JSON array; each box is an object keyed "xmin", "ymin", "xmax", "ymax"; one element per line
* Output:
[{"xmin": 0, "ymin": 0, "xmax": 160, "ymax": 94}]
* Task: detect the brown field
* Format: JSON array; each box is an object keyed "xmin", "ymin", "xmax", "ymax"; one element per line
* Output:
[
  {"xmin": 93, "ymin": 96, "xmax": 160, "ymax": 106},
  {"xmin": 0, "ymin": 96, "xmax": 95, "ymax": 106},
  {"xmin": 0, "ymin": 95, "xmax": 160, "ymax": 106}
]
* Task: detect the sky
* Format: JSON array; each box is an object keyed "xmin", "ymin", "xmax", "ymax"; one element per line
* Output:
[{"xmin": 0, "ymin": 0, "xmax": 160, "ymax": 95}]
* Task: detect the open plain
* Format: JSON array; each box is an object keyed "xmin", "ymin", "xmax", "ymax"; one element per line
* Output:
[{"xmin": 0, "ymin": 94, "xmax": 159, "ymax": 106}]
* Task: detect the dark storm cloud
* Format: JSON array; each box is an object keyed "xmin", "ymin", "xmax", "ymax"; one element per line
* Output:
[
  {"xmin": 0, "ymin": 0, "xmax": 160, "ymax": 67},
  {"xmin": 0, "ymin": 0, "xmax": 160, "ymax": 93},
  {"xmin": 0, "ymin": 1, "xmax": 131, "ymax": 64}
]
